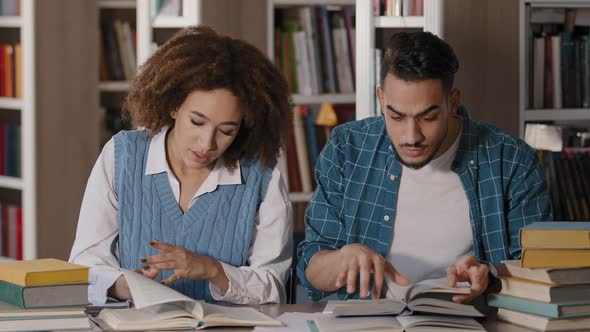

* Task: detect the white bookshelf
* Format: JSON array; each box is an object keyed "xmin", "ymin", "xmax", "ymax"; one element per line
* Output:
[
  {"xmin": 0, "ymin": 16, "xmax": 21, "ymax": 28},
  {"xmin": 518, "ymin": 0, "xmax": 590, "ymax": 137},
  {"xmin": 0, "ymin": 0, "xmax": 35, "ymax": 260},
  {"xmin": 355, "ymin": 0, "xmax": 444, "ymax": 120},
  {"xmin": 136, "ymin": 0, "xmax": 201, "ymax": 66}
]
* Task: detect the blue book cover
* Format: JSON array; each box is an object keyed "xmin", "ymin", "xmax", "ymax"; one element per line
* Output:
[{"xmin": 488, "ymin": 293, "xmax": 590, "ymax": 319}]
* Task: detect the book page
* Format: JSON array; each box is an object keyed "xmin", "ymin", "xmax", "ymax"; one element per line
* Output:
[
  {"xmin": 98, "ymin": 303, "xmax": 198, "ymax": 330},
  {"xmin": 396, "ymin": 314, "xmax": 484, "ymax": 330},
  {"xmin": 314, "ymin": 315, "xmax": 402, "ymax": 332},
  {"xmin": 122, "ymin": 269, "xmax": 204, "ymax": 319},
  {"xmin": 329, "ymin": 299, "xmax": 406, "ymax": 317},
  {"xmin": 406, "ymin": 277, "xmax": 470, "ymax": 301},
  {"xmin": 200, "ymin": 303, "xmax": 282, "ymax": 327}
]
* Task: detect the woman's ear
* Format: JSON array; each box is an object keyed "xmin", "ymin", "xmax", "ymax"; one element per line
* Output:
[{"xmin": 170, "ymin": 110, "xmax": 177, "ymax": 119}]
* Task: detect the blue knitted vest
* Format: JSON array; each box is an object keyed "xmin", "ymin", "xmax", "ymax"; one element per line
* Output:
[{"xmin": 112, "ymin": 130, "xmax": 272, "ymax": 301}]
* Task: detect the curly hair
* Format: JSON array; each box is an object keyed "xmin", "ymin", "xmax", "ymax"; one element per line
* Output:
[
  {"xmin": 381, "ymin": 31, "xmax": 459, "ymax": 94},
  {"xmin": 123, "ymin": 25, "xmax": 292, "ymax": 169}
]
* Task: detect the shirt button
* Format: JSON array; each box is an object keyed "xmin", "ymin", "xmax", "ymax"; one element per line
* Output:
[
  {"xmin": 390, "ymin": 175, "xmax": 396, "ymax": 181},
  {"xmin": 469, "ymin": 160, "xmax": 475, "ymax": 165},
  {"xmin": 384, "ymin": 215, "xmax": 390, "ymax": 221}
]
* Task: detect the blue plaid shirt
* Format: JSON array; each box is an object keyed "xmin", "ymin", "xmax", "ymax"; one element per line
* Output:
[{"xmin": 297, "ymin": 106, "xmax": 552, "ymax": 301}]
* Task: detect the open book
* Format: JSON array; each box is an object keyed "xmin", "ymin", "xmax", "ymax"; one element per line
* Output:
[
  {"xmin": 95, "ymin": 270, "xmax": 282, "ymax": 330},
  {"xmin": 313, "ymin": 314, "xmax": 485, "ymax": 332},
  {"xmin": 326, "ymin": 278, "xmax": 484, "ymax": 317}
]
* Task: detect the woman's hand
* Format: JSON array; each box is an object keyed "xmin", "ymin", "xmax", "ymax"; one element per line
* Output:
[{"xmin": 141, "ymin": 240, "xmax": 229, "ymax": 292}]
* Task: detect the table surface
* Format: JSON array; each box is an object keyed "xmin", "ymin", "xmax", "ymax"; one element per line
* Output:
[{"xmin": 80, "ymin": 302, "xmax": 544, "ymax": 332}]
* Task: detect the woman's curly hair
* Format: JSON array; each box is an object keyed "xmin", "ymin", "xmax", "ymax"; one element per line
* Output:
[{"xmin": 123, "ymin": 25, "xmax": 292, "ymax": 169}]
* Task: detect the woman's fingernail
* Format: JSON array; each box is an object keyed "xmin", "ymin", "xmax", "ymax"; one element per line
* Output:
[
  {"xmin": 149, "ymin": 240, "xmax": 156, "ymax": 246},
  {"xmin": 140, "ymin": 258, "xmax": 147, "ymax": 263},
  {"xmin": 143, "ymin": 265, "xmax": 149, "ymax": 270}
]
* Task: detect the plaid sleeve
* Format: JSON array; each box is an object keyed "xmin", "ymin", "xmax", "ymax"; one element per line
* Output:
[
  {"xmin": 297, "ymin": 128, "xmax": 348, "ymax": 301},
  {"xmin": 505, "ymin": 148, "xmax": 553, "ymax": 259}
]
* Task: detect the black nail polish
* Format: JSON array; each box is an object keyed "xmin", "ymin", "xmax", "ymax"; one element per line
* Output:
[
  {"xmin": 140, "ymin": 258, "xmax": 147, "ymax": 264},
  {"xmin": 149, "ymin": 240, "xmax": 156, "ymax": 246},
  {"xmin": 143, "ymin": 265, "xmax": 149, "ymax": 270}
]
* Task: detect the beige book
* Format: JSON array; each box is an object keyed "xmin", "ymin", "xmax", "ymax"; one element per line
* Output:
[
  {"xmin": 96, "ymin": 270, "xmax": 282, "ymax": 331},
  {"xmin": 499, "ymin": 260, "xmax": 590, "ymax": 285},
  {"xmin": 498, "ymin": 308, "xmax": 590, "ymax": 332}
]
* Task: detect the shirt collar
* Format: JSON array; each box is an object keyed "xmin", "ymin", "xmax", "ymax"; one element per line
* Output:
[{"xmin": 145, "ymin": 126, "xmax": 242, "ymax": 185}]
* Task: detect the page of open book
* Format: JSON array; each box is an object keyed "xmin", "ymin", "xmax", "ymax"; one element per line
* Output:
[
  {"xmin": 122, "ymin": 269, "xmax": 204, "ymax": 319},
  {"xmin": 396, "ymin": 314, "xmax": 484, "ymax": 330}
]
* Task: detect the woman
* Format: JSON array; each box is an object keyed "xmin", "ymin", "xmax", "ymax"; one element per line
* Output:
[{"xmin": 69, "ymin": 26, "xmax": 293, "ymax": 305}]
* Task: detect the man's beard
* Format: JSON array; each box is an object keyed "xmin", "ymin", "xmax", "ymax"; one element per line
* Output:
[{"xmin": 394, "ymin": 129, "xmax": 447, "ymax": 170}]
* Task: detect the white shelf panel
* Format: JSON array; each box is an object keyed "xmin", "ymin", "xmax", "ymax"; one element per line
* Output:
[
  {"xmin": 99, "ymin": 81, "xmax": 130, "ymax": 92},
  {"xmin": 375, "ymin": 16, "xmax": 425, "ymax": 28},
  {"xmin": 293, "ymin": 94, "xmax": 355, "ymax": 105},
  {"xmin": 524, "ymin": 109, "xmax": 590, "ymax": 121},
  {"xmin": 289, "ymin": 192, "xmax": 313, "ymax": 203},
  {"xmin": 0, "ymin": 16, "xmax": 21, "ymax": 27},
  {"xmin": 97, "ymin": 0, "xmax": 136, "ymax": 9},
  {"xmin": 273, "ymin": 0, "xmax": 355, "ymax": 6},
  {"xmin": 0, "ymin": 97, "xmax": 23, "ymax": 110},
  {"xmin": 0, "ymin": 175, "xmax": 23, "ymax": 190},
  {"xmin": 152, "ymin": 16, "xmax": 191, "ymax": 28}
]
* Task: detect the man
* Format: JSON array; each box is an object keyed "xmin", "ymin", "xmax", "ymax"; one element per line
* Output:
[{"xmin": 297, "ymin": 31, "xmax": 551, "ymax": 302}]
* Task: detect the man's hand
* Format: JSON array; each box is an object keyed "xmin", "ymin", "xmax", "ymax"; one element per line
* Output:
[
  {"xmin": 447, "ymin": 255, "xmax": 489, "ymax": 303},
  {"xmin": 333, "ymin": 244, "xmax": 410, "ymax": 299},
  {"xmin": 140, "ymin": 240, "xmax": 228, "ymax": 291}
]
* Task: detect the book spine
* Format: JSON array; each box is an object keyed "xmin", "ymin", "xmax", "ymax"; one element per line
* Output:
[{"xmin": 0, "ymin": 280, "xmax": 25, "ymax": 307}]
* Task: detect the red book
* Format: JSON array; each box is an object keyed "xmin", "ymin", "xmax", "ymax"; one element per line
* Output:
[
  {"xmin": 15, "ymin": 206, "xmax": 22, "ymax": 260},
  {"xmin": 286, "ymin": 119, "xmax": 302, "ymax": 193}
]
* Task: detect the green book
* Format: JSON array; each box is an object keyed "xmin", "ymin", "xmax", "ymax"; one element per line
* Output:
[
  {"xmin": 488, "ymin": 293, "xmax": 590, "ymax": 319},
  {"xmin": 0, "ymin": 280, "xmax": 88, "ymax": 308}
]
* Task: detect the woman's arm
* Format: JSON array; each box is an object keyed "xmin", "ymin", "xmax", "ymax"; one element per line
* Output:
[
  {"xmin": 69, "ymin": 139, "xmax": 125, "ymax": 304},
  {"xmin": 208, "ymin": 166, "xmax": 293, "ymax": 304}
]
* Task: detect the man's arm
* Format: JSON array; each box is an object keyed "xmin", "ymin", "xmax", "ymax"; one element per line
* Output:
[
  {"xmin": 505, "ymin": 147, "xmax": 553, "ymax": 259},
  {"xmin": 297, "ymin": 129, "xmax": 408, "ymax": 300}
]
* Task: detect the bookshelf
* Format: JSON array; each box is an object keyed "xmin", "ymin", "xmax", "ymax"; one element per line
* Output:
[
  {"xmin": 519, "ymin": 0, "xmax": 590, "ymax": 222},
  {"xmin": 267, "ymin": 0, "xmax": 356, "ymax": 208},
  {"xmin": 0, "ymin": 0, "xmax": 33, "ymax": 260},
  {"xmin": 355, "ymin": 0, "xmax": 444, "ymax": 120},
  {"xmin": 519, "ymin": 0, "xmax": 590, "ymax": 137}
]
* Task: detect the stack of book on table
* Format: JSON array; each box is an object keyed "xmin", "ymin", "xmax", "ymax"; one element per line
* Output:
[
  {"xmin": 0, "ymin": 258, "xmax": 91, "ymax": 331},
  {"xmin": 489, "ymin": 221, "xmax": 590, "ymax": 331}
]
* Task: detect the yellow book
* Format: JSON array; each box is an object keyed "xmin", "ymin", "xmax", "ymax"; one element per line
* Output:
[
  {"xmin": 519, "ymin": 222, "xmax": 590, "ymax": 249},
  {"xmin": 521, "ymin": 249, "xmax": 590, "ymax": 269},
  {"xmin": 0, "ymin": 259, "xmax": 88, "ymax": 287}
]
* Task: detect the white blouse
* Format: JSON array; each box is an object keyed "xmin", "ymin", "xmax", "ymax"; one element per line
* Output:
[{"xmin": 69, "ymin": 128, "xmax": 293, "ymax": 305}]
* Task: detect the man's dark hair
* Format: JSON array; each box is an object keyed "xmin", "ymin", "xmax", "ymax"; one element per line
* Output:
[{"xmin": 381, "ymin": 31, "xmax": 459, "ymax": 94}]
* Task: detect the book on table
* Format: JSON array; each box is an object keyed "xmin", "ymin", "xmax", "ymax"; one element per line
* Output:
[
  {"xmin": 519, "ymin": 221, "xmax": 590, "ymax": 249},
  {"xmin": 326, "ymin": 278, "xmax": 484, "ymax": 318},
  {"xmin": 0, "ymin": 258, "xmax": 88, "ymax": 287},
  {"xmin": 0, "ymin": 279, "xmax": 88, "ymax": 308},
  {"xmin": 0, "ymin": 300, "xmax": 90, "ymax": 332},
  {"xmin": 313, "ymin": 314, "xmax": 485, "ymax": 332},
  {"xmin": 488, "ymin": 293, "xmax": 590, "ymax": 319},
  {"xmin": 498, "ymin": 260, "xmax": 590, "ymax": 285},
  {"xmin": 94, "ymin": 269, "xmax": 282, "ymax": 331},
  {"xmin": 497, "ymin": 308, "xmax": 590, "ymax": 332},
  {"xmin": 499, "ymin": 277, "xmax": 590, "ymax": 303}
]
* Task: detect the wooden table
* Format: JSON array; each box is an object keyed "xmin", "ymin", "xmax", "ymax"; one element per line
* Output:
[{"xmin": 84, "ymin": 302, "xmax": 541, "ymax": 332}]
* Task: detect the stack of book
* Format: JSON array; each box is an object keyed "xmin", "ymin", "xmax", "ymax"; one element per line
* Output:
[
  {"xmin": 489, "ymin": 222, "xmax": 590, "ymax": 331},
  {"xmin": 0, "ymin": 258, "xmax": 91, "ymax": 331}
]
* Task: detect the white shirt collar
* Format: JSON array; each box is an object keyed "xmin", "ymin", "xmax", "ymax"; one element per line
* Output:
[{"xmin": 145, "ymin": 126, "xmax": 242, "ymax": 186}]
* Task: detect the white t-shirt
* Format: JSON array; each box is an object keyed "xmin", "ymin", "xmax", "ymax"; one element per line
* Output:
[{"xmin": 385, "ymin": 130, "xmax": 472, "ymax": 299}]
